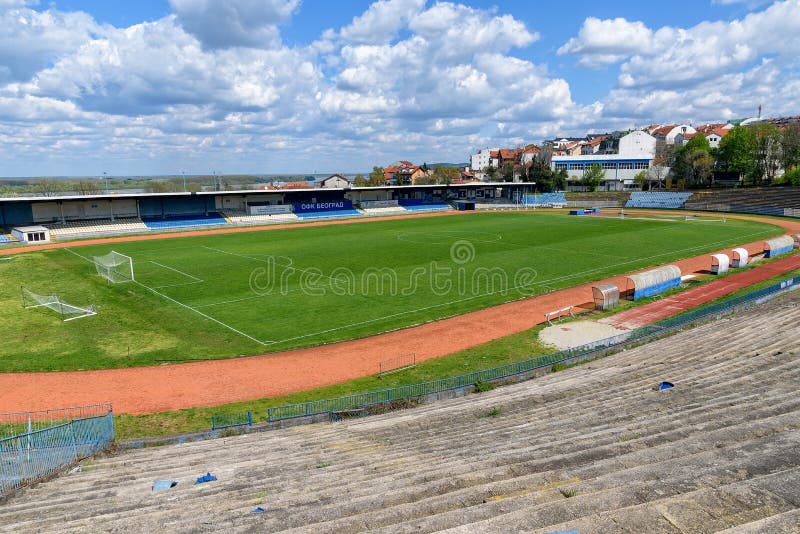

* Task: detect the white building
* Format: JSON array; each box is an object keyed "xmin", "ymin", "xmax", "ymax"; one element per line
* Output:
[
  {"xmin": 550, "ymin": 130, "xmax": 657, "ymax": 191},
  {"xmin": 470, "ymin": 148, "xmax": 499, "ymax": 173},
  {"xmin": 12, "ymin": 225, "xmax": 50, "ymax": 243}
]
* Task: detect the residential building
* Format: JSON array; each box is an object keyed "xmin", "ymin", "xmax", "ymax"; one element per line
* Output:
[
  {"xmin": 470, "ymin": 148, "xmax": 500, "ymax": 174},
  {"xmin": 384, "ymin": 161, "xmax": 426, "ymax": 185},
  {"xmin": 320, "ymin": 174, "xmax": 351, "ymax": 188},
  {"xmin": 551, "ymin": 130, "xmax": 656, "ymax": 191}
]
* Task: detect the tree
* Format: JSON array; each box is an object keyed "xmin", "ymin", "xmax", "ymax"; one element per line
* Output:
[
  {"xmin": 432, "ymin": 166, "xmax": 459, "ymax": 184},
  {"xmin": 352, "ymin": 174, "xmax": 367, "ymax": 187},
  {"xmin": 780, "ymin": 123, "xmax": 800, "ymax": 172},
  {"xmin": 483, "ymin": 164, "xmax": 498, "ymax": 181},
  {"xmin": 751, "ymin": 122, "xmax": 782, "ymax": 184},
  {"xmin": 717, "ymin": 126, "xmax": 756, "ymax": 180},
  {"xmin": 32, "ymin": 178, "xmax": 65, "ymax": 197},
  {"xmin": 368, "ymin": 166, "xmax": 385, "ymax": 186},
  {"xmin": 501, "ymin": 161, "xmax": 515, "ymax": 182},
  {"xmin": 582, "ymin": 164, "xmax": 605, "ymax": 191},
  {"xmin": 634, "ymin": 170, "xmax": 649, "ymax": 190},
  {"xmin": 685, "ymin": 149, "xmax": 714, "ymax": 187},
  {"xmin": 74, "ymin": 180, "xmax": 101, "ymax": 196}
]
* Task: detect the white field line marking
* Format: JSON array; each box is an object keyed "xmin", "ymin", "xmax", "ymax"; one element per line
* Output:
[
  {"xmin": 64, "ymin": 247, "xmax": 270, "ymax": 346},
  {"xmin": 148, "ymin": 260, "xmax": 204, "ymax": 282},
  {"xmin": 262, "ymin": 228, "xmax": 773, "ymax": 346},
  {"xmin": 202, "ymin": 245, "xmax": 343, "ymax": 285}
]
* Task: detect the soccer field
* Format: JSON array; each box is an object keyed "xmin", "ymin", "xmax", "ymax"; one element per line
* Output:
[{"xmin": 0, "ymin": 212, "xmax": 782, "ymax": 372}]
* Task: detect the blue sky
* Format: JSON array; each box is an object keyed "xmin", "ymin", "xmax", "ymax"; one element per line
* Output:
[{"xmin": 0, "ymin": 0, "xmax": 795, "ymax": 176}]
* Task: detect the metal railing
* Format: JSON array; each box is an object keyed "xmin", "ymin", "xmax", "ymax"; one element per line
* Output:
[
  {"xmin": 211, "ymin": 411, "xmax": 252, "ymax": 431},
  {"xmin": 0, "ymin": 404, "xmax": 114, "ymax": 496},
  {"xmin": 265, "ymin": 274, "xmax": 800, "ymax": 424}
]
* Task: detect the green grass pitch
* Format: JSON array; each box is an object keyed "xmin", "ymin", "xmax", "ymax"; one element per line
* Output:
[{"xmin": 0, "ymin": 211, "xmax": 782, "ymax": 372}]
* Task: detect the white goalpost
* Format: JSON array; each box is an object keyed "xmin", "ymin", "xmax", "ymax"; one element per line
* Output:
[
  {"xmin": 93, "ymin": 251, "xmax": 134, "ymax": 284},
  {"xmin": 21, "ymin": 286, "xmax": 97, "ymax": 321}
]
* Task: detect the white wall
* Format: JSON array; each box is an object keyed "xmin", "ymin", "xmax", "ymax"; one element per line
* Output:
[{"xmin": 618, "ymin": 130, "xmax": 656, "ymax": 158}]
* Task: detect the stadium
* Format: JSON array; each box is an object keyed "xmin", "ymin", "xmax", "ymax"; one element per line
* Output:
[{"xmin": 2, "ymin": 183, "xmax": 800, "ymax": 532}]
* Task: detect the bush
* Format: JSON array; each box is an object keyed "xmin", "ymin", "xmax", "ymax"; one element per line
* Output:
[
  {"xmin": 781, "ymin": 168, "xmax": 800, "ymax": 186},
  {"xmin": 473, "ymin": 381, "xmax": 497, "ymax": 393}
]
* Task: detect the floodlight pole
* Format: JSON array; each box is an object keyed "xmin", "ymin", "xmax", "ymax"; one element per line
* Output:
[
  {"xmin": 182, "ymin": 171, "xmax": 186, "ymax": 192},
  {"xmin": 103, "ymin": 171, "xmax": 109, "ymax": 195}
]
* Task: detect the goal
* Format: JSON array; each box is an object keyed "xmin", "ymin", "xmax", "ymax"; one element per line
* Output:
[
  {"xmin": 93, "ymin": 251, "xmax": 134, "ymax": 284},
  {"xmin": 21, "ymin": 286, "xmax": 97, "ymax": 321}
]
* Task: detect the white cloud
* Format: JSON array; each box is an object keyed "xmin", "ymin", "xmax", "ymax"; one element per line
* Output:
[
  {"xmin": 557, "ymin": 17, "xmax": 653, "ymax": 67},
  {"xmin": 338, "ymin": 0, "xmax": 425, "ymax": 44},
  {"xmin": 0, "ymin": 5, "xmax": 101, "ymax": 83},
  {"xmin": 169, "ymin": 0, "xmax": 299, "ymax": 49}
]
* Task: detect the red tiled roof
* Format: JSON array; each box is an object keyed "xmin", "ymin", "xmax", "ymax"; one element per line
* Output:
[{"xmin": 282, "ymin": 182, "xmax": 311, "ymax": 189}]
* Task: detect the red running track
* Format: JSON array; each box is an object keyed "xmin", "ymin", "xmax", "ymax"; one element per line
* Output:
[{"xmin": 602, "ymin": 253, "xmax": 800, "ymax": 330}]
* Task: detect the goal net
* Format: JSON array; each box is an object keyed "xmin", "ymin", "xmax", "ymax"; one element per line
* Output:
[
  {"xmin": 22, "ymin": 286, "xmax": 97, "ymax": 321},
  {"xmin": 93, "ymin": 251, "xmax": 134, "ymax": 284}
]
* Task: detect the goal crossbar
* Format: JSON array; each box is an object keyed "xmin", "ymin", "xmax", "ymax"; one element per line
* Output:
[
  {"xmin": 22, "ymin": 286, "xmax": 97, "ymax": 321},
  {"xmin": 93, "ymin": 251, "xmax": 134, "ymax": 284}
]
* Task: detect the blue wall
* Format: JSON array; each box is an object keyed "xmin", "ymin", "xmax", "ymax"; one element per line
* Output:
[{"xmin": 0, "ymin": 202, "xmax": 34, "ymax": 227}]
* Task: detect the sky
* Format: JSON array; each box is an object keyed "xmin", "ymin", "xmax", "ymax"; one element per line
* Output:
[{"xmin": 0, "ymin": 0, "xmax": 798, "ymax": 177}]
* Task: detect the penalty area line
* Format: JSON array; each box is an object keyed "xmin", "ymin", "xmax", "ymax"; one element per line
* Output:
[
  {"xmin": 64, "ymin": 247, "xmax": 270, "ymax": 346},
  {"xmin": 133, "ymin": 281, "xmax": 272, "ymax": 347},
  {"xmin": 148, "ymin": 260, "xmax": 204, "ymax": 282}
]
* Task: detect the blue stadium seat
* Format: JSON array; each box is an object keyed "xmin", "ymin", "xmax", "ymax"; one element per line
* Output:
[
  {"xmin": 401, "ymin": 203, "xmax": 452, "ymax": 212},
  {"xmin": 141, "ymin": 213, "xmax": 229, "ymax": 230},
  {"xmin": 521, "ymin": 192, "xmax": 566, "ymax": 206},
  {"xmin": 295, "ymin": 209, "xmax": 363, "ymax": 220},
  {"xmin": 625, "ymin": 192, "xmax": 692, "ymax": 209}
]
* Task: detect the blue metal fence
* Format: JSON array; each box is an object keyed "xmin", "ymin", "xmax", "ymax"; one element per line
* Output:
[
  {"xmin": 0, "ymin": 404, "xmax": 114, "ymax": 497},
  {"xmin": 265, "ymin": 274, "xmax": 800, "ymax": 424},
  {"xmin": 211, "ymin": 411, "xmax": 252, "ymax": 430}
]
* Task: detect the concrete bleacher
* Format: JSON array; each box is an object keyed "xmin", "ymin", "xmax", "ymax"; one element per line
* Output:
[
  {"xmin": 223, "ymin": 211, "xmax": 300, "ymax": 225},
  {"xmin": 522, "ymin": 192, "xmax": 567, "ymax": 207},
  {"xmin": 625, "ymin": 191, "xmax": 693, "ymax": 209},
  {"xmin": 3, "ymin": 291, "xmax": 798, "ymax": 532},
  {"xmin": 45, "ymin": 217, "xmax": 148, "ymax": 238},
  {"xmin": 294, "ymin": 209, "xmax": 363, "ymax": 220},
  {"xmin": 685, "ymin": 186, "xmax": 800, "ymax": 217},
  {"xmin": 399, "ymin": 200, "xmax": 453, "ymax": 212},
  {"xmin": 141, "ymin": 213, "xmax": 229, "ymax": 230},
  {"xmin": 360, "ymin": 206, "xmax": 410, "ymax": 216}
]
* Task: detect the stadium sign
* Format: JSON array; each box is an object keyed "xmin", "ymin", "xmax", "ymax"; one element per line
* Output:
[
  {"xmin": 248, "ymin": 205, "xmax": 294, "ymax": 215},
  {"xmin": 294, "ymin": 201, "xmax": 353, "ymax": 212}
]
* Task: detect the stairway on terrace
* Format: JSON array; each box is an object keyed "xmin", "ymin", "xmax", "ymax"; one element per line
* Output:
[{"xmin": 1, "ymin": 293, "xmax": 799, "ymax": 533}]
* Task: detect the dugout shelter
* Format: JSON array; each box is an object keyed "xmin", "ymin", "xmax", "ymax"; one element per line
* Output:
[
  {"xmin": 764, "ymin": 236, "xmax": 795, "ymax": 258},
  {"xmin": 731, "ymin": 248, "xmax": 749, "ymax": 268},
  {"xmin": 710, "ymin": 254, "xmax": 730, "ymax": 275},
  {"xmin": 592, "ymin": 283, "xmax": 619, "ymax": 310},
  {"xmin": 625, "ymin": 265, "xmax": 681, "ymax": 301}
]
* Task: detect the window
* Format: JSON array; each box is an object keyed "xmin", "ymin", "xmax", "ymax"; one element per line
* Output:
[{"xmin": 618, "ymin": 163, "xmax": 633, "ymax": 170}]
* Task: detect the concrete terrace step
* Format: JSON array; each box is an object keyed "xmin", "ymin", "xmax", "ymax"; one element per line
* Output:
[{"xmin": 0, "ymin": 291, "xmax": 798, "ymax": 532}]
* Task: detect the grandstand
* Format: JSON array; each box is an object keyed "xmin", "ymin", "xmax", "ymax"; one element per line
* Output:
[
  {"xmin": 141, "ymin": 212, "xmax": 229, "ymax": 230},
  {"xmin": 625, "ymin": 191, "xmax": 693, "ymax": 209},
  {"xmin": 521, "ymin": 192, "xmax": 567, "ymax": 207},
  {"xmin": 222, "ymin": 211, "xmax": 300, "ymax": 225},
  {"xmin": 294, "ymin": 208, "xmax": 363, "ymax": 220},
  {"xmin": 398, "ymin": 199, "xmax": 453, "ymax": 212},
  {"xmin": 3, "ymin": 292, "xmax": 798, "ymax": 532},
  {"xmin": 685, "ymin": 186, "xmax": 800, "ymax": 217},
  {"xmin": 45, "ymin": 217, "xmax": 148, "ymax": 239}
]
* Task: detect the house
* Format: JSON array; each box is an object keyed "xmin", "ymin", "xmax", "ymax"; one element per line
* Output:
[
  {"xmin": 281, "ymin": 181, "xmax": 312, "ymax": 190},
  {"xmin": 470, "ymin": 148, "xmax": 500, "ymax": 174},
  {"xmin": 651, "ymin": 124, "xmax": 697, "ymax": 145},
  {"xmin": 520, "ymin": 145, "xmax": 541, "ymax": 166},
  {"xmin": 384, "ymin": 161, "xmax": 426, "ymax": 185},
  {"xmin": 580, "ymin": 136, "xmax": 606, "ymax": 155},
  {"xmin": 320, "ymin": 174, "xmax": 351, "ymax": 188}
]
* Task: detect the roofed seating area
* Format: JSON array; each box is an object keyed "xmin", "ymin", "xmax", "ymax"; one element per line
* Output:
[
  {"xmin": 3, "ymin": 292, "xmax": 799, "ymax": 532},
  {"xmin": 294, "ymin": 209, "xmax": 363, "ymax": 220},
  {"xmin": 223, "ymin": 211, "xmax": 300, "ymax": 225},
  {"xmin": 399, "ymin": 199, "xmax": 453, "ymax": 212},
  {"xmin": 141, "ymin": 213, "xmax": 229, "ymax": 230},
  {"xmin": 625, "ymin": 191, "xmax": 693, "ymax": 209},
  {"xmin": 45, "ymin": 217, "xmax": 148, "ymax": 238}
]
